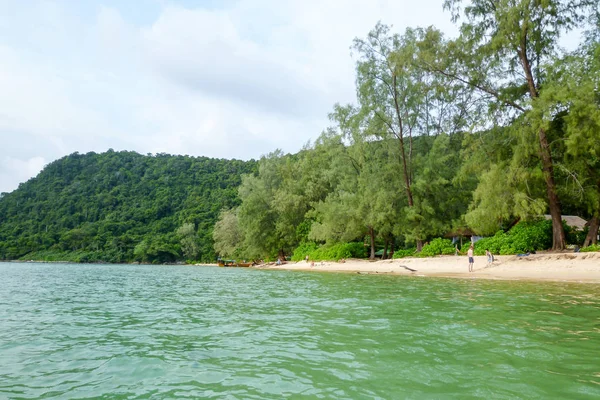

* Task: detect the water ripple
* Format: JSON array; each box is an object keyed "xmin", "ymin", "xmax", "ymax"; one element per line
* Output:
[{"xmin": 0, "ymin": 263, "xmax": 599, "ymax": 399}]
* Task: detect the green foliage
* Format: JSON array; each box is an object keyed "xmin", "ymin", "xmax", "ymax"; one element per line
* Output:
[
  {"xmin": 420, "ymin": 238, "xmax": 456, "ymax": 257},
  {"xmin": 0, "ymin": 150, "xmax": 256, "ymax": 263},
  {"xmin": 293, "ymin": 242, "xmax": 367, "ymax": 262},
  {"xmin": 410, "ymin": 133, "xmax": 474, "ymax": 240},
  {"xmin": 472, "ymin": 231, "xmax": 508, "ymax": 256},
  {"xmin": 438, "ymin": 0, "xmax": 599, "ymax": 250},
  {"xmin": 351, "ymin": 25, "xmax": 474, "ymax": 246},
  {"xmin": 541, "ymin": 39, "xmax": 600, "ymax": 244},
  {"xmin": 177, "ymin": 223, "xmax": 198, "ymax": 260},
  {"xmin": 22, "ymin": 249, "xmax": 125, "ymax": 263},
  {"xmin": 580, "ymin": 244, "xmax": 600, "ymax": 252},
  {"xmin": 290, "ymin": 242, "xmax": 319, "ymax": 261},
  {"xmin": 235, "ymin": 150, "xmax": 321, "ymax": 260},
  {"xmin": 505, "ymin": 220, "xmax": 553, "ymax": 252},
  {"xmin": 392, "ymin": 248, "xmax": 417, "ymax": 259},
  {"xmin": 465, "ymin": 161, "xmax": 546, "ymax": 236},
  {"xmin": 213, "ymin": 209, "xmax": 243, "ymax": 259},
  {"xmin": 473, "ymin": 220, "xmax": 553, "ymax": 255},
  {"xmin": 564, "ymin": 224, "xmax": 587, "ymax": 246}
]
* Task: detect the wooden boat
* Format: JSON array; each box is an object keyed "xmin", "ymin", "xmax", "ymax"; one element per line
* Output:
[
  {"xmin": 217, "ymin": 259, "xmax": 236, "ymax": 267},
  {"xmin": 217, "ymin": 259, "xmax": 253, "ymax": 267},
  {"xmin": 235, "ymin": 262, "xmax": 253, "ymax": 267}
]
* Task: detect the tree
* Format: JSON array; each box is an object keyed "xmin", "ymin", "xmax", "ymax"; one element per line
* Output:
[
  {"xmin": 352, "ymin": 24, "xmax": 421, "ymax": 248},
  {"xmin": 538, "ymin": 30, "xmax": 600, "ymax": 245},
  {"xmin": 213, "ymin": 209, "xmax": 243, "ymax": 258},
  {"xmin": 352, "ymin": 24, "xmax": 476, "ymax": 250},
  {"xmin": 308, "ymin": 111, "xmax": 403, "ymax": 259},
  {"xmin": 439, "ymin": 0, "xmax": 597, "ymax": 250},
  {"xmin": 236, "ymin": 151, "xmax": 302, "ymax": 260},
  {"xmin": 177, "ymin": 222, "xmax": 199, "ymax": 260},
  {"xmin": 411, "ymin": 133, "xmax": 474, "ymax": 239}
]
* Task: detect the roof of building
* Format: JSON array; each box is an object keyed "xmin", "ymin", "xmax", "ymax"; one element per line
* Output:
[{"xmin": 544, "ymin": 215, "xmax": 588, "ymax": 230}]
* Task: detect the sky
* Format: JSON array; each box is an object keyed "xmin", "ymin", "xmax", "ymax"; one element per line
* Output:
[{"xmin": 0, "ymin": 0, "xmax": 461, "ymax": 193}]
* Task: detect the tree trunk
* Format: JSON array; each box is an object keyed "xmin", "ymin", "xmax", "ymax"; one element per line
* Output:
[
  {"xmin": 369, "ymin": 227, "xmax": 376, "ymax": 260},
  {"xmin": 416, "ymin": 239, "xmax": 424, "ymax": 252},
  {"xmin": 389, "ymin": 237, "xmax": 395, "ymax": 259},
  {"xmin": 518, "ymin": 41, "xmax": 566, "ymax": 251},
  {"xmin": 539, "ymin": 127, "xmax": 566, "ymax": 250},
  {"xmin": 392, "ymin": 74, "xmax": 414, "ymax": 208},
  {"xmin": 583, "ymin": 214, "xmax": 599, "ymax": 247},
  {"xmin": 383, "ymin": 238, "xmax": 389, "ymax": 259}
]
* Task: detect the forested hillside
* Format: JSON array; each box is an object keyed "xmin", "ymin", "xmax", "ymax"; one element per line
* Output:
[{"xmin": 0, "ymin": 150, "xmax": 256, "ymax": 263}]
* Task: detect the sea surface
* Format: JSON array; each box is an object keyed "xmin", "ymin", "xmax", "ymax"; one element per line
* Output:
[{"xmin": 0, "ymin": 262, "xmax": 599, "ymax": 399}]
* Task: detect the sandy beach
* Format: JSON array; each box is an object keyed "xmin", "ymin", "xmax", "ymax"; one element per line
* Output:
[{"xmin": 255, "ymin": 252, "xmax": 600, "ymax": 283}]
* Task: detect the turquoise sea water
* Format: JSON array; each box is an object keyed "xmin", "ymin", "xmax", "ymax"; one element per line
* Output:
[{"xmin": 0, "ymin": 262, "xmax": 599, "ymax": 399}]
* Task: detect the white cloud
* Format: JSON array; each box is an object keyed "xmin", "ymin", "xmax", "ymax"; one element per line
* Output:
[
  {"xmin": 0, "ymin": 0, "xmax": 457, "ymax": 194},
  {"xmin": 0, "ymin": 156, "xmax": 46, "ymax": 194},
  {"xmin": 0, "ymin": 46, "xmax": 93, "ymax": 137},
  {"xmin": 141, "ymin": 6, "xmax": 328, "ymax": 117}
]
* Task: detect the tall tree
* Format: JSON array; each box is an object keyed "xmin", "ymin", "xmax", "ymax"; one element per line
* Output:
[
  {"xmin": 411, "ymin": 133, "xmax": 475, "ymax": 239},
  {"xmin": 310, "ymin": 106, "xmax": 403, "ymax": 258},
  {"xmin": 439, "ymin": 0, "xmax": 597, "ymax": 250},
  {"xmin": 352, "ymin": 24, "xmax": 421, "ymax": 248},
  {"xmin": 236, "ymin": 150, "xmax": 317, "ymax": 260},
  {"xmin": 538, "ymin": 27, "xmax": 600, "ymax": 245},
  {"xmin": 213, "ymin": 209, "xmax": 243, "ymax": 258},
  {"xmin": 352, "ymin": 24, "xmax": 475, "ymax": 250},
  {"xmin": 177, "ymin": 222, "xmax": 199, "ymax": 260}
]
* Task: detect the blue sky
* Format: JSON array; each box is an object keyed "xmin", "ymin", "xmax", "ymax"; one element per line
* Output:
[{"xmin": 0, "ymin": 0, "xmax": 470, "ymax": 193}]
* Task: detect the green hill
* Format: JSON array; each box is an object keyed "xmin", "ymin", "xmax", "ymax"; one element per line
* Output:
[{"xmin": 0, "ymin": 150, "xmax": 257, "ymax": 263}]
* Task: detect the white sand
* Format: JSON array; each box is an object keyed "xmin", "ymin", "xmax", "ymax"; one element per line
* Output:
[{"xmin": 254, "ymin": 252, "xmax": 600, "ymax": 283}]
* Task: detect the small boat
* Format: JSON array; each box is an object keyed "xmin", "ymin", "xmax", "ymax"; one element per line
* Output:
[
  {"xmin": 217, "ymin": 259, "xmax": 236, "ymax": 267},
  {"xmin": 217, "ymin": 259, "xmax": 253, "ymax": 267},
  {"xmin": 235, "ymin": 262, "xmax": 253, "ymax": 267}
]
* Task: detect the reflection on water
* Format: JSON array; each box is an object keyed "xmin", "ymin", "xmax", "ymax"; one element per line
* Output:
[{"xmin": 0, "ymin": 262, "xmax": 599, "ymax": 399}]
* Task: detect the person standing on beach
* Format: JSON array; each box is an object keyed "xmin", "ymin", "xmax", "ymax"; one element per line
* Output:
[
  {"xmin": 485, "ymin": 249, "xmax": 493, "ymax": 264},
  {"xmin": 467, "ymin": 244, "xmax": 474, "ymax": 272}
]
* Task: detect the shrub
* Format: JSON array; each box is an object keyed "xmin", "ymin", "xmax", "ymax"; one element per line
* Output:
[
  {"xmin": 292, "ymin": 242, "xmax": 367, "ymax": 261},
  {"xmin": 392, "ymin": 248, "xmax": 417, "ymax": 259},
  {"xmin": 420, "ymin": 238, "xmax": 456, "ymax": 257},
  {"xmin": 291, "ymin": 242, "xmax": 319, "ymax": 261},
  {"xmin": 472, "ymin": 231, "xmax": 505, "ymax": 255},
  {"xmin": 508, "ymin": 219, "xmax": 552, "ymax": 251},
  {"xmin": 474, "ymin": 219, "xmax": 552, "ymax": 255},
  {"xmin": 581, "ymin": 244, "xmax": 600, "ymax": 252}
]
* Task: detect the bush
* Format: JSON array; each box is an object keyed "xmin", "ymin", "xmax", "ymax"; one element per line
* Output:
[
  {"xmin": 474, "ymin": 219, "xmax": 552, "ymax": 255},
  {"xmin": 580, "ymin": 244, "xmax": 600, "ymax": 252},
  {"xmin": 291, "ymin": 242, "xmax": 319, "ymax": 261},
  {"xmin": 420, "ymin": 238, "xmax": 456, "ymax": 257},
  {"xmin": 292, "ymin": 242, "xmax": 367, "ymax": 261},
  {"xmin": 472, "ymin": 231, "xmax": 506, "ymax": 255},
  {"xmin": 509, "ymin": 219, "xmax": 552, "ymax": 251},
  {"xmin": 392, "ymin": 248, "xmax": 417, "ymax": 259}
]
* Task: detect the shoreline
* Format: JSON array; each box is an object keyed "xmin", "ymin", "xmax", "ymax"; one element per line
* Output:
[
  {"xmin": 254, "ymin": 252, "xmax": 600, "ymax": 283},
  {"xmin": 4, "ymin": 253, "xmax": 599, "ymax": 283}
]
